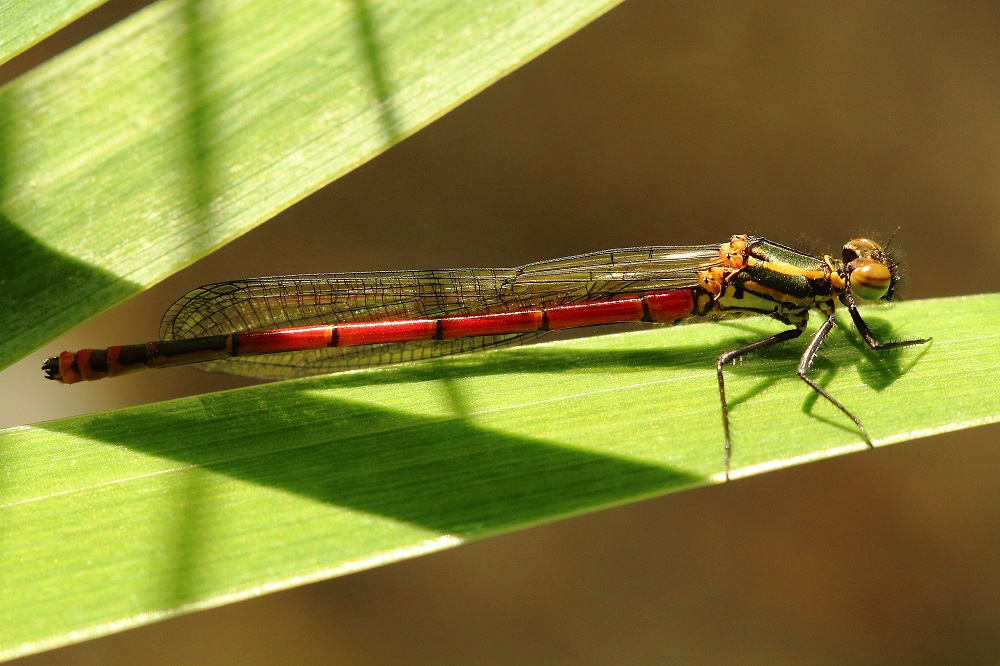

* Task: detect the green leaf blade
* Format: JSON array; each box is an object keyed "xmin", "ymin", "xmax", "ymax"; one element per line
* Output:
[
  {"xmin": 0, "ymin": 0, "xmax": 625, "ymax": 369},
  {"xmin": 1, "ymin": 294, "xmax": 997, "ymax": 657},
  {"xmin": 0, "ymin": 0, "xmax": 108, "ymax": 65}
]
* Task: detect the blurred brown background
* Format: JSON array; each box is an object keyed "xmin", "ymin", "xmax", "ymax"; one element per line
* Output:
[{"xmin": 3, "ymin": 0, "xmax": 1000, "ymax": 663}]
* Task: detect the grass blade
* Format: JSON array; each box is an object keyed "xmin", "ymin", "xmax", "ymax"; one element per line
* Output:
[
  {"xmin": 0, "ymin": 0, "xmax": 625, "ymax": 370},
  {"xmin": 0, "ymin": 0, "xmax": 107, "ymax": 65},
  {"xmin": 1, "ymin": 294, "xmax": 996, "ymax": 657}
]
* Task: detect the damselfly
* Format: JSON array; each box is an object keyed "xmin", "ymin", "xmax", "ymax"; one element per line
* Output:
[{"xmin": 44, "ymin": 235, "xmax": 929, "ymax": 477}]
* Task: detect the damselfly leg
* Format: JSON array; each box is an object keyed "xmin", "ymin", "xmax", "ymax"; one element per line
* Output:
[{"xmin": 718, "ymin": 305, "xmax": 930, "ymax": 479}]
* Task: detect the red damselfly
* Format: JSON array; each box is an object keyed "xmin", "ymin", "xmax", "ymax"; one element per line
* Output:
[{"xmin": 43, "ymin": 235, "xmax": 929, "ymax": 477}]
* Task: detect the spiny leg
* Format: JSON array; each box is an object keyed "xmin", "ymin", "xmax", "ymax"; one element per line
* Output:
[
  {"xmin": 842, "ymin": 291, "xmax": 931, "ymax": 350},
  {"xmin": 723, "ymin": 307, "xmax": 928, "ymax": 481},
  {"xmin": 800, "ymin": 298, "xmax": 929, "ymax": 451},
  {"xmin": 796, "ymin": 314, "xmax": 872, "ymax": 449},
  {"xmin": 717, "ymin": 327, "xmax": 804, "ymax": 480}
]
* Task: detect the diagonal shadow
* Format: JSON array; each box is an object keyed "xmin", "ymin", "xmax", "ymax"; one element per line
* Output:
[
  {"xmin": 38, "ymin": 386, "xmax": 699, "ymax": 536},
  {"xmin": 0, "ymin": 213, "xmax": 140, "ymax": 370},
  {"xmin": 0, "ymin": 87, "xmax": 140, "ymax": 372},
  {"xmin": 33, "ymin": 315, "xmax": 926, "ymax": 529}
]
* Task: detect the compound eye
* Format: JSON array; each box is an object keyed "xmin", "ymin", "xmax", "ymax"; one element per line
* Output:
[
  {"xmin": 850, "ymin": 260, "xmax": 892, "ymax": 300},
  {"xmin": 842, "ymin": 238, "xmax": 882, "ymax": 264}
]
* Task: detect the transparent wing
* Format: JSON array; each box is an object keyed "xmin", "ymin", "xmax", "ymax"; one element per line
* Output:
[{"xmin": 161, "ymin": 244, "xmax": 722, "ymax": 378}]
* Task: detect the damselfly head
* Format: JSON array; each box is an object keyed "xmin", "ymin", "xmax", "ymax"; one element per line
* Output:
[{"xmin": 842, "ymin": 238, "xmax": 898, "ymax": 302}]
